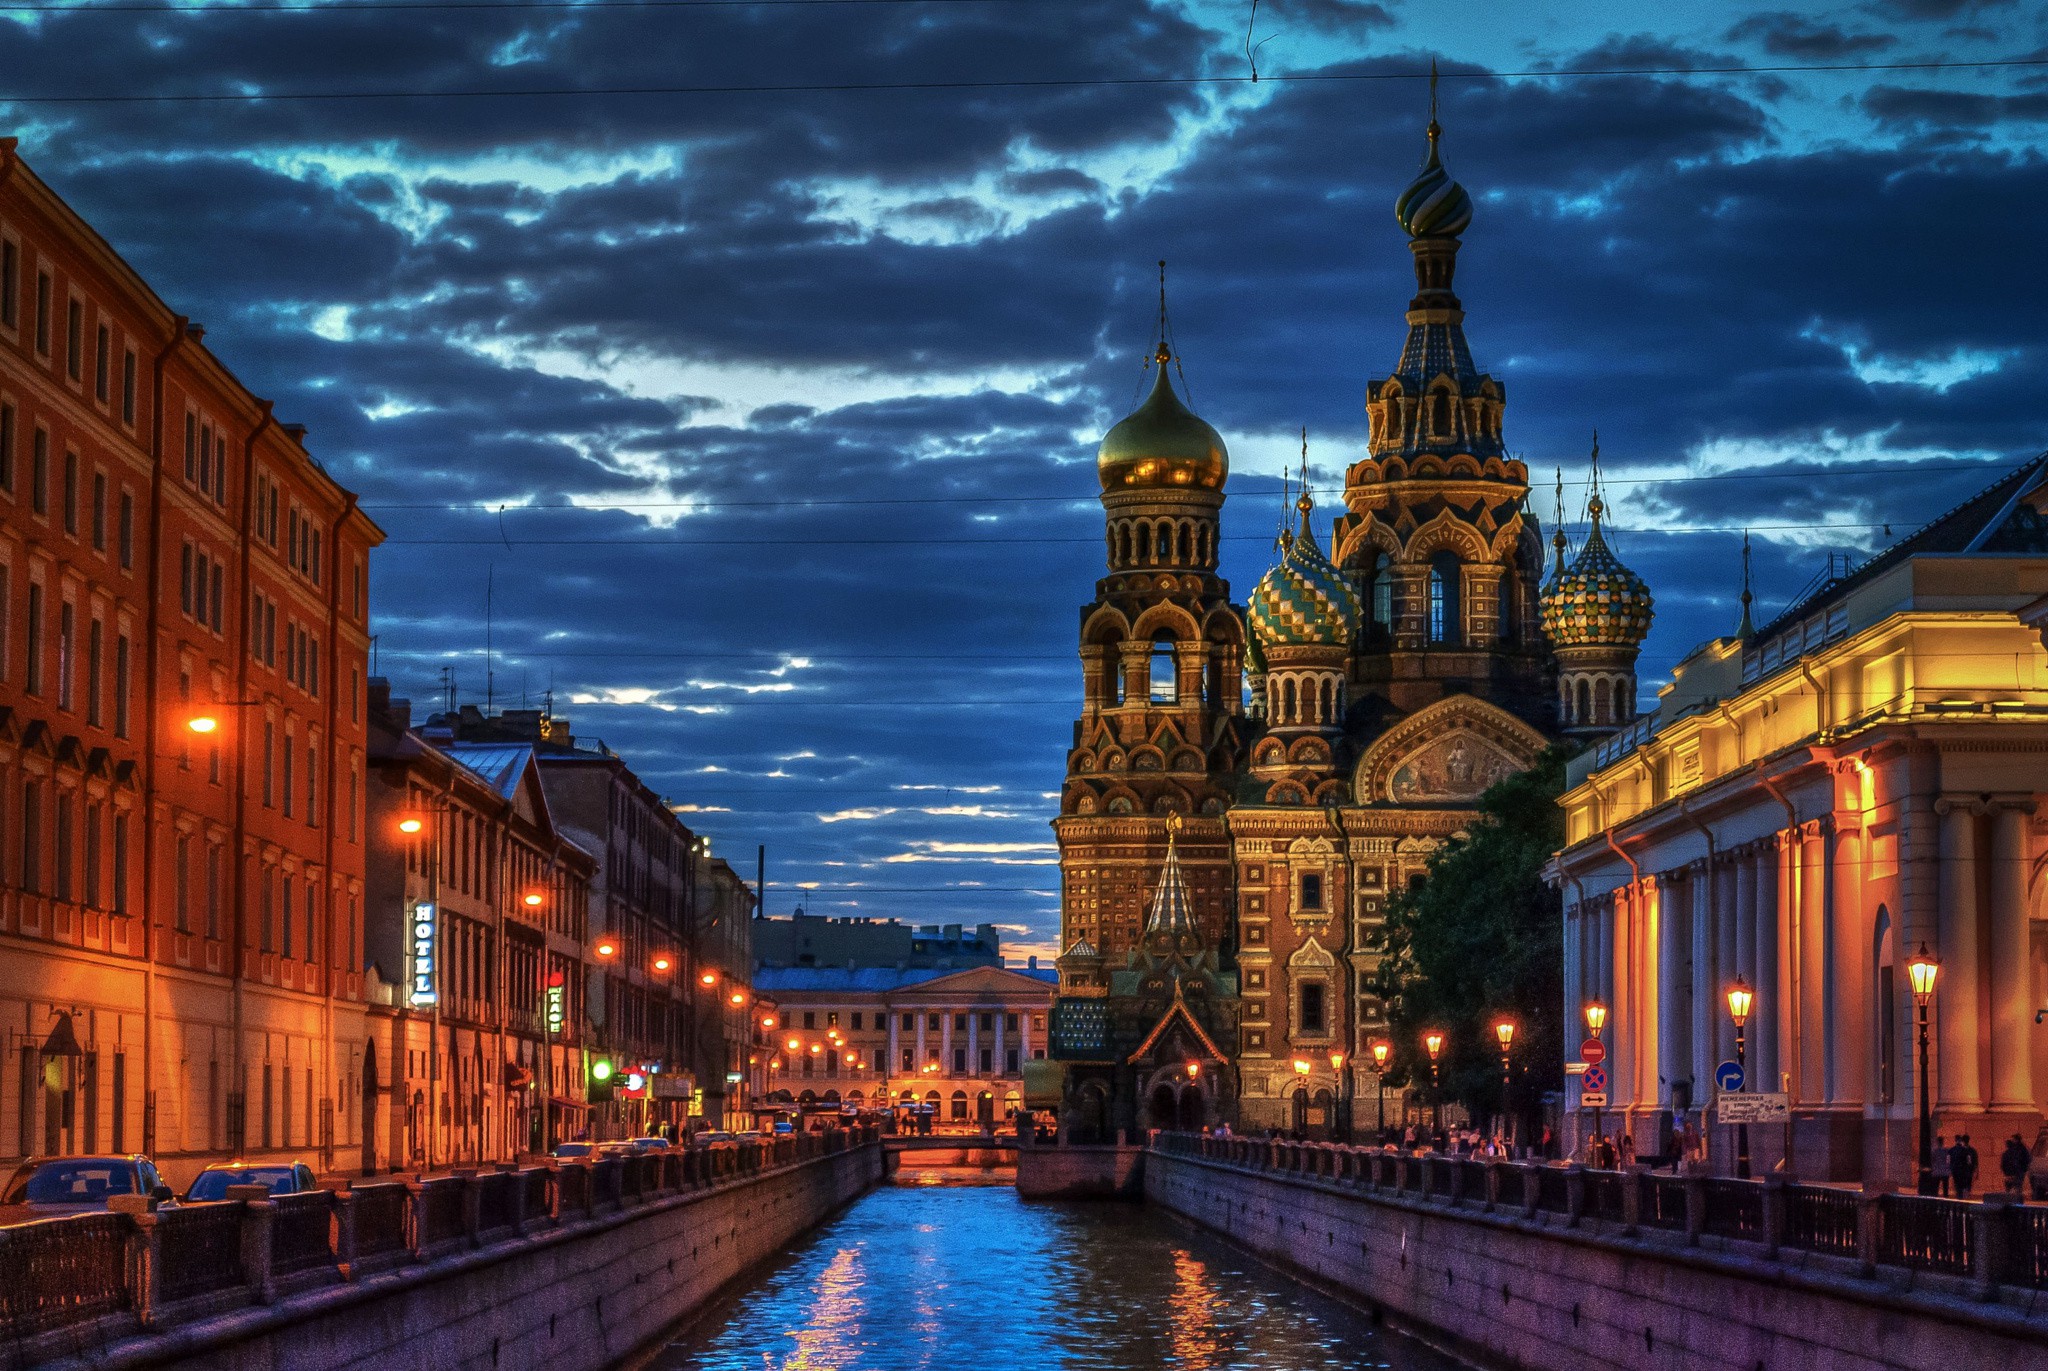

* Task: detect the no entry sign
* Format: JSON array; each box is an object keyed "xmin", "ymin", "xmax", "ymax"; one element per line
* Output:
[{"xmin": 1580, "ymin": 1038, "xmax": 1606, "ymax": 1066}]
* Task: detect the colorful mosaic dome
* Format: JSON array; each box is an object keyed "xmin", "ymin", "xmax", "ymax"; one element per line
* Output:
[
  {"xmin": 1395, "ymin": 123, "xmax": 1473, "ymax": 240},
  {"xmin": 1097, "ymin": 347, "xmax": 1230, "ymax": 493},
  {"xmin": 1540, "ymin": 507, "xmax": 1654, "ymax": 647},
  {"xmin": 1248, "ymin": 499, "xmax": 1359, "ymax": 649}
]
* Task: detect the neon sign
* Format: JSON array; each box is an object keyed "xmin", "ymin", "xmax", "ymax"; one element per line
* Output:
[
  {"xmin": 409, "ymin": 901, "xmax": 438, "ymax": 1007},
  {"xmin": 545, "ymin": 970, "xmax": 566, "ymax": 1034}
]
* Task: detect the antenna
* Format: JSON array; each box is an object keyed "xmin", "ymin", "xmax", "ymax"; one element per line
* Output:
[
  {"xmin": 485, "ymin": 564, "xmax": 495, "ymax": 716},
  {"xmin": 1737, "ymin": 531, "xmax": 1755, "ymax": 639}
]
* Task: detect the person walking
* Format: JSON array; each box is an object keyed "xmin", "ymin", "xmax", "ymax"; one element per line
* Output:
[
  {"xmin": 1619, "ymin": 1133, "xmax": 1637, "ymax": 1169},
  {"xmin": 1931, "ymin": 1134, "xmax": 1952, "ymax": 1196},
  {"xmin": 1953, "ymin": 1135, "xmax": 1980, "ymax": 1198},
  {"xmin": 2001, "ymin": 1134, "xmax": 2031, "ymax": 1198}
]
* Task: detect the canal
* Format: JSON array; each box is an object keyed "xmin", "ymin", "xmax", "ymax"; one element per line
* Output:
[{"xmin": 633, "ymin": 1168, "xmax": 1465, "ymax": 1370}]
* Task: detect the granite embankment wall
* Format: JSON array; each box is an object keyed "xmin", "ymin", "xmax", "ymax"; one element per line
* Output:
[
  {"xmin": 1146, "ymin": 1139, "xmax": 2048, "ymax": 1371},
  {"xmin": 27, "ymin": 1137, "xmax": 884, "ymax": 1371}
]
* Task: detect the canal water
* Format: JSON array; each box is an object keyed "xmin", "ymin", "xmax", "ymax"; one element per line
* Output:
[{"xmin": 635, "ymin": 1167, "xmax": 1464, "ymax": 1371}]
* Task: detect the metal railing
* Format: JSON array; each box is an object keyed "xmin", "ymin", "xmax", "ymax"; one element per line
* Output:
[
  {"xmin": 1151, "ymin": 1131, "xmax": 2048, "ymax": 1296},
  {"xmin": 0, "ymin": 1125, "xmax": 880, "ymax": 1353}
]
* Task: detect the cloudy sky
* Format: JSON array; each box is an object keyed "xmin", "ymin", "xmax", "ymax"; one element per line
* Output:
[{"xmin": 7, "ymin": 0, "xmax": 2043, "ymax": 960}]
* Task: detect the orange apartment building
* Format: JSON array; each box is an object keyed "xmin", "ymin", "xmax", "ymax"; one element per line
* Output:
[{"xmin": 0, "ymin": 139, "xmax": 383, "ymax": 1184}]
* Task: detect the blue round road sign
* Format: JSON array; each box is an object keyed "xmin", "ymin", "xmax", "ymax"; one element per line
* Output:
[{"xmin": 1715, "ymin": 1060, "xmax": 1744, "ymax": 1092}]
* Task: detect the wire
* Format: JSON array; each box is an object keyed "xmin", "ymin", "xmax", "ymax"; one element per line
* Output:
[
  {"xmin": 0, "ymin": 0, "xmax": 1043, "ymax": 9},
  {"xmin": 349, "ymin": 459, "xmax": 2039, "ymax": 514},
  {"xmin": 4, "ymin": 55, "xmax": 2045, "ymax": 105}
]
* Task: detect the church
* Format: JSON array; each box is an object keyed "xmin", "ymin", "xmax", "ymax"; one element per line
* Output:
[{"xmin": 1047, "ymin": 105, "xmax": 1654, "ymax": 1138}]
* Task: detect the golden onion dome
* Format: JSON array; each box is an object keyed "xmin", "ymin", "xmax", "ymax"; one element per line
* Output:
[{"xmin": 1097, "ymin": 347, "xmax": 1229, "ymax": 493}]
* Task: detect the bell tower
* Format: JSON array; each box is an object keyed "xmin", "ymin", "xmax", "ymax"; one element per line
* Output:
[
  {"xmin": 1053, "ymin": 269, "xmax": 1249, "ymax": 981},
  {"xmin": 1330, "ymin": 76, "xmax": 1553, "ymax": 734}
]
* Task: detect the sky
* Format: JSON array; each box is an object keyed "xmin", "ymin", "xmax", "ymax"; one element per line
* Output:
[{"xmin": 6, "ymin": 0, "xmax": 2045, "ymax": 962}]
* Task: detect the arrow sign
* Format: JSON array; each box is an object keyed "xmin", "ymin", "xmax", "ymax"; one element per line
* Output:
[
  {"xmin": 1581, "ymin": 1063, "xmax": 1608, "ymax": 1094},
  {"xmin": 1715, "ymin": 1060, "xmax": 1745, "ymax": 1093},
  {"xmin": 1580, "ymin": 1038, "xmax": 1606, "ymax": 1066}
]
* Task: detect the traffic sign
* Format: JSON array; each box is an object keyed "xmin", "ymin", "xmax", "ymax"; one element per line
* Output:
[
  {"xmin": 1579, "ymin": 1093, "xmax": 1608, "ymax": 1108},
  {"xmin": 1566, "ymin": 1062, "xmax": 1587, "ymax": 1075},
  {"xmin": 1580, "ymin": 1038, "xmax": 1607, "ymax": 1066},
  {"xmin": 1715, "ymin": 1060, "xmax": 1745, "ymax": 1093},
  {"xmin": 1581, "ymin": 1063, "xmax": 1608, "ymax": 1094}
]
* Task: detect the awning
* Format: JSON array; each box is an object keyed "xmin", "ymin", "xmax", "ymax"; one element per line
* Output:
[{"xmin": 40, "ymin": 1013, "xmax": 81, "ymax": 1058}]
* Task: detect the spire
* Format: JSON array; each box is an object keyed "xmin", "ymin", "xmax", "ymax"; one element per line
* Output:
[
  {"xmin": 1295, "ymin": 428, "xmax": 1316, "ymax": 545},
  {"xmin": 1549, "ymin": 465, "xmax": 1569, "ymax": 585},
  {"xmin": 1144, "ymin": 813, "xmax": 1197, "ymax": 937},
  {"xmin": 1155, "ymin": 258, "xmax": 1171, "ymax": 369},
  {"xmin": 1582, "ymin": 431, "xmax": 1614, "ymax": 554},
  {"xmin": 1737, "ymin": 531, "xmax": 1755, "ymax": 639},
  {"xmin": 1395, "ymin": 59, "xmax": 1473, "ymax": 241}
]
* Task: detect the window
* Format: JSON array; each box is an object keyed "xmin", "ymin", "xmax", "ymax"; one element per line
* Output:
[
  {"xmin": 0, "ymin": 401, "xmax": 12, "ymax": 492},
  {"xmin": 34, "ymin": 271, "xmax": 49, "ymax": 356},
  {"xmin": 24, "ymin": 582, "xmax": 42, "ymax": 695},
  {"xmin": 0, "ymin": 240, "xmax": 14, "ymax": 327},
  {"xmin": 82, "ymin": 803, "xmax": 100, "ymax": 908},
  {"xmin": 19, "ymin": 781, "xmax": 39, "ymax": 893},
  {"xmin": 802, "ymin": 1012, "xmax": 814, "ymax": 1029},
  {"xmin": 66, "ymin": 299, "xmax": 82, "ymax": 381},
  {"xmin": 53, "ymin": 793, "xmax": 72, "ymax": 901},
  {"xmin": 263, "ymin": 722, "xmax": 274, "ymax": 807},
  {"xmin": 205, "ymin": 845, "xmax": 222, "ymax": 939},
  {"xmin": 282, "ymin": 739, "xmax": 294, "ymax": 818},
  {"xmin": 1299, "ymin": 982, "xmax": 1327, "ymax": 1035},
  {"xmin": 85, "ymin": 619, "xmax": 101, "ymax": 726},
  {"xmin": 1368, "ymin": 552, "xmax": 1393, "ymax": 630},
  {"xmin": 1149, "ymin": 636, "xmax": 1176, "ymax": 704},
  {"xmin": 94, "ymin": 324, "xmax": 109, "ymax": 401},
  {"xmin": 61, "ymin": 449, "xmax": 76, "ymax": 534},
  {"xmin": 1299, "ymin": 871, "xmax": 1323, "ymax": 910},
  {"xmin": 174, "ymin": 835, "xmax": 191, "ymax": 933},
  {"xmin": 305, "ymin": 745, "xmax": 316, "ymax": 826},
  {"xmin": 90, "ymin": 473, "xmax": 105, "ymax": 550},
  {"xmin": 113, "ymin": 634, "xmax": 129, "ymax": 737},
  {"xmin": 56, "ymin": 601, "xmax": 72, "ymax": 710},
  {"xmin": 281, "ymin": 881, "xmax": 294, "ymax": 958},
  {"xmin": 121, "ymin": 350, "xmax": 135, "ymax": 425},
  {"xmin": 183, "ymin": 413, "xmax": 196, "ymax": 482},
  {"xmin": 30, "ymin": 427, "xmax": 46, "ymax": 514},
  {"xmin": 118, "ymin": 493, "xmax": 133, "ymax": 568},
  {"xmin": 1427, "ymin": 551, "xmax": 1461, "ymax": 645},
  {"xmin": 0, "ymin": 565, "xmax": 8, "ymax": 682}
]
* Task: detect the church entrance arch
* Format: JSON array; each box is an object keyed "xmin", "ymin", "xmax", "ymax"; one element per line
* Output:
[{"xmin": 1176, "ymin": 1086, "xmax": 1205, "ymax": 1132}]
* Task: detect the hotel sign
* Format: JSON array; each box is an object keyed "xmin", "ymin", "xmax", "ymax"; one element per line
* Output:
[{"xmin": 409, "ymin": 901, "xmax": 439, "ymax": 1007}]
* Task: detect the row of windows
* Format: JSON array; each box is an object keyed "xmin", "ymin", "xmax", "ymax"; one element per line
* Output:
[
  {"xmin": 183, "ymin": 412, "xmax": 229, "ymax": 508},
  {"xmin": 2, "ymin": 241, "xmax": 138, "ymax": 429},
  {"xmin": 181, "ymin": 542, "xmax": 224, "ymax": 632},
  {"xmin": 795, "ymin": 1009, "xmax": 1035, "ymax": 1034},
  {"xmin": 0, "ymin": 569, "xmax": 135, "ymax": 737},
  {"xmin": 2, "ymin": 781, "xmax": 130, "ymax": 913},
  {"xmin": 0, "ymin": 403, "xmax": 138, "ymax": 566}
]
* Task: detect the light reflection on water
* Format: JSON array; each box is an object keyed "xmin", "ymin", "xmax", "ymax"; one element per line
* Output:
[{"xmin": 641, "ymin": 1168, "xmax": 1461, "ymax": 1371}]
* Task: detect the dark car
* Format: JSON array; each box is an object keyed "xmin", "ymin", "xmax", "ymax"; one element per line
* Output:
[
  {"xmin": 550, "ymin": 1142, "xmax": 596, "ymax": 1159},
  {"xmin": 184, "ymin": 1162, "xmax": 319, "ymax": 1202},
  {"xmin": 0, "ymin": 1156, "xmax": 172, "ymax": 1224}
]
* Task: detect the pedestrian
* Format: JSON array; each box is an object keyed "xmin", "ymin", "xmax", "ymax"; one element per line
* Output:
[
  {"xmin": 1953, "ymin": 1135, "xmax": 1980, "ymax": 1198},
  {"xmin": 1931, "ymin": 1134, "xmax": 1952, "ymax": 1196},
  {"xmin": 1619, "ymin": 1133, "xmax": 1636, "ymax": 1169},
  {"xmin": 2001, "ymin": 1134, "xmax": 2031, "ymax": 1198}
]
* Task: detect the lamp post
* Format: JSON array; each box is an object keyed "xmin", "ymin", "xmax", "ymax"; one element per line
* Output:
[
  {"xmin": 1907, "ymin": 944, "xmax": 1940, "ymax": 1195},
  {"xmin": 1292, "ymin": 1057, "xmax": 1311, "ymax": 1138},
  {"xmin": 1725, "ymin": 977, "xmax": 1753, "ymax": 1179},
  {"xmin": 1370, "ymin": 1040, "xmax": 1390, "ymax": 1142},
  {"xmin": 1329, "ymin": 1051, "xmax": 1349, "ymax": 1143},
  {"xmin": 1423, "ymin": 1030, "xmax": 1444, "ymax": 1141},
  {"xmin": 1494, "ymin": 1020, "xmax": 1515, "ymax": 1149},
  {"xmin": 398, "ymin": 805, "xmax": 446, "ymax": 1170},
  {"xmin": 1583, "ymin": 1000, "xmax": 1607, "ymax": 1157}
]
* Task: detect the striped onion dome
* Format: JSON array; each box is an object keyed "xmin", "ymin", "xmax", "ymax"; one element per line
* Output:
[
  {"xmin": 1247, "ymin": 496, "xmax": 1359, "ymax": 649},
  {"xmin": 1395, "ymin": 122, "xmax": 1473, "ymax": 240},
  {"xmin": 1540, "ymin": 501, "xmax": 1654, "ymax": 647}
]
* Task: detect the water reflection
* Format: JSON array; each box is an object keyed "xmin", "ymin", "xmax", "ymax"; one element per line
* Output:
[{"xmin": 640, "ymin": 1168, "xmax": 1459, "ymax": 1371}]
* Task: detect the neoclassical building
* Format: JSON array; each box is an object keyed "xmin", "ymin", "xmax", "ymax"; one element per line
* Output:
[
  {"xmin": 1050, "ymin": 110, "xmax": 1653, "ymax": 1136},
  {"xmin": 1552, "ymin": 457, "xmax": 2048, "ymax": 1182}
]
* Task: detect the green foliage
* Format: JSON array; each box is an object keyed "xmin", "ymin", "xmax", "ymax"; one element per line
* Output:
[{"xmin": 1377, "ymin": 747, "xmax": 1567, "ymax": 1125}]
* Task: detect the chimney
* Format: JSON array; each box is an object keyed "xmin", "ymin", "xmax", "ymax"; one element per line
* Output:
[
  {"xmin": 1027, "ymin": 955, "xmax": 1038, "ymax": 971},
  {"xmin": 544, "ymin": 717, "xmax": 571, "ymax": 746}
]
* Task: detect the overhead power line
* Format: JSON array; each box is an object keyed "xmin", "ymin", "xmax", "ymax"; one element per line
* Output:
[
  {"xmin": 3, "ymin": 55, "xmax": 2045, "ymax": 105},
  {"xmin": 0, "ymin": 0, "xmax": 1039, "ymax": 9}
]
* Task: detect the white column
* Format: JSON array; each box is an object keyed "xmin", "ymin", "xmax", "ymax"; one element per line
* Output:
[
  {"xmin": 1936, "ymin": 801, "xmax": 1984, "ymax": 1110},
  {"xmin": 1752, "ymin": 845, "xmax": 1779, "ymax": 1092},
  {"xmin": 993, "ymin": 1011, "xmax": 1006, "ymax": 1075},
  {"xmin": 1989, "ymin": 802, "xmax": 2034, "ymax": 1110},
  {"xmin": 1798, "ymin": 825, "xmax": 1828, "ymax": 1103},
  {"xmin": 888, "ymin": 1010, "xmax": 900, "ymax": 1082},
  {"xmin": 1690, "ymin": 863, "xmax": 1715, "ymax": 1104},
  {"xmin": 967, "ymin": 1012, "xmax": 980, "ymax": 1075},
  {"xmin": 915, "ymin": 1011, "xmax": 927, "ymax": 1071},
  {"xmin": 1716, "ymin": 859, "xmax": 1741, "ymax": 1068},
  {"xmin": 1827, "ymin": 823, "xmax": 1866, "ymax": 1106}
]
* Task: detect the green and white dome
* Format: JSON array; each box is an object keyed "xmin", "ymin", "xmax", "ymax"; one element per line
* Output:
[{"xmin": 1248, "ymin": 496, "xmax": 1359, "ymax": 649}]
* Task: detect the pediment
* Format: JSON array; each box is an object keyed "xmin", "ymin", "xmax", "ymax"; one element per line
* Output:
[{"xmin": 1354, "ymin": 696, "xmax": 1547, "ymax": 807}]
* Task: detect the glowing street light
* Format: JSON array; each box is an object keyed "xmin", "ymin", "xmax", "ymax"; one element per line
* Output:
[
  {"xmin": 1583, "ymin": 1001, "xmax": 1607, "ymax": 1038},
  {"xmin": 523, "ymin": 891, "xmax": 545, "ymax": 907},
  {"xmin": 729, "ymin": 991, "xmax": 746, "ymax": 1006},
  {"xmin": 1725, "ymin": 976, "xmax": 1754, "ymax": 1178},
  {"xmin": 1423, "ymin": 1030, "xmax": 1445, "ymax": 1135},
  {"xmin": 1908, "ymin": 944, "xmax": 1941, "ymax": 1194},
  {"xmin": 699, "ymin": 970, "xmax": 719, "ymax": 987},
  {"xmin": 398, "ymin": 816, "xmax": 425, "ymax": 835},
  {"xmin": 187, "ymin": 715, "xmax": 220, "ymax": 734},
  {"xmin": 594, "ymin": 939, "xmax": 617, "ymax": 959},
  {"xmin": 1370, "ymin": 1040, "xmax": 1391, "ymax": 1140}
]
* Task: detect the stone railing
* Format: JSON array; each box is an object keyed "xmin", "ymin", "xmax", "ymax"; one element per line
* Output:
[
  {"xmin": 1152, "ymin": 1132, "xmax": 2048, "ymax": 1298},
  {"xmin": 0, "ymin": 1126, "xmax": 877, "ymax": 1356}
]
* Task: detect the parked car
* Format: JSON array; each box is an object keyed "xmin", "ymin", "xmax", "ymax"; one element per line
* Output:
[
  {"xmin": 621, "ymin": 1136, "xmax": 673, "ymax": 1154},
  {"xmin": 0, "ymin": 1156, "xmax": 172, "ymax": 1224},
  {"xmin": 184, "ymin": 1162, "xmax": 319, "ymax": 1202},
  {"xmin": 690, "ymin": 1132, "xmax": 736, "ymax": 1147},
  {"xmin": 549, "ymin": 1142, "xmax": 596, "ymax": 1159}
]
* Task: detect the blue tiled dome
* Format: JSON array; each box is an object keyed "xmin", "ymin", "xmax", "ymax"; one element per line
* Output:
[
  {"xmin": 1248, "ymin": 505, "xmax": 1359, "ymax": 649},
  {"xmin": 1541, "ymin": 511, "xmax": 1653, "ymax": 647}
]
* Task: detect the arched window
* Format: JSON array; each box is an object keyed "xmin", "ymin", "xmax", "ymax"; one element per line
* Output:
[
  {"xmin": 1178, "ymin": 523, "xmax": 1192, "ymax": 563},
  {"xmin": 950, "ymin": 1090, "xmax": 968, "ymax": 1121},
  {"xmin": 1282, "ymin": 677, "xmax": 1297, "ymax": 723},
  {"xmin": 1431, "ymin": 391, "xmax": 1451, "ymax": 437},
  {"xmin": 1594, "ymin": 677, "xmax": 1612, "ymax": 725},
  {"xmin": 1318, "ymin": 678, "xmax": 1333, "ymax": 723},
  {"xmin": 1113, "ymin": 659, "xmax": 1126, "ymax": 706},
  {"xmin": 1136, "ymin": 523, "xmax": 1151, "ymax": 564},
  {"xmin": 1874, "ymin": 905, "xmax": 1896, "ymax": 1105},
  {"xmin": 1574, "ymin": 677, "xmax": 1590, "ymax": 725},
  {"xmin": 1427, "ymin": 552, "xmax": 1461, "ymax": 644},
  {"xmin": 1370, "ymin": 553, "xmax": 1393, "ymax": 633},
  {"xmin": 1150, "ymin": 636, "xmax": 1176, "ymax": 703}
]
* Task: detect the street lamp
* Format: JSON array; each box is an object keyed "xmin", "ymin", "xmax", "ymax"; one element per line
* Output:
[
  {"xmin": 1907, "ymin": 944, "xmax": 1940, "ymax": 1195},
  {"xmin": 1725, "ymin": 977, "xmax": 1753, "ymax": 1179},
  {"xmin": 1292, "ymin": 1058, "xmax": 1311, "ymax": 1138},
  {"xmin": 1370, "ymin": 1040, "xmax": 1390, "ymax": 1141},
  {"xmin": 1583, "ymin": 1000, "xmax": 1607, "ymax": 1153},
  {"xmin": 523, "ymin": 891, "xmax": 545, "ymax": 908},
  {"xmin": 1329, "ymin": 1051, "xmax": 1350, "ymax": 1143},
  {"xmin": 1494, "ymin": 1020, "xmax": 1515, "ymax": 1145},
  {"xmin": 1423, "ymin": 1030, "xmax": 1444, "ymax": 1139}
]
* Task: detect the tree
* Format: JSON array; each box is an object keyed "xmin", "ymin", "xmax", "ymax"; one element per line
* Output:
[{"xmin": 1377, "ymin": 746, "xmax": 1567, "ymax": 1133}]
